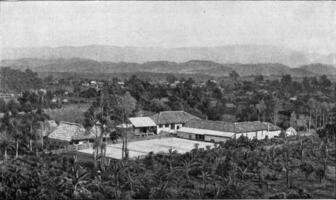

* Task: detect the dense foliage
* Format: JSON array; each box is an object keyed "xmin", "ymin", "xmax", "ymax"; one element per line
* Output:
[
  {"xmin": 0, "ymin": 134, "xmax": 335, "ymax": 199},
  {"xmin": 0, "ymin": 68, "xmax": 43, "ymax": 92}
]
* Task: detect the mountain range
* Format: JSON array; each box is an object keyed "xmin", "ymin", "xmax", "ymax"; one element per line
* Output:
[
  {"xmin": 1, "ymin": 45, "xmax": 335, "ymax": 67},
  {"xmin": 2, "ymin": 58, "xmax": 336, "ymax": 77}
]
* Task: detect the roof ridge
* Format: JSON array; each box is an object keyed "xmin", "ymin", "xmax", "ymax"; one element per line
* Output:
[{"xmin": 60, "ymin": 121, "xmax": 82, "ymax": 126}]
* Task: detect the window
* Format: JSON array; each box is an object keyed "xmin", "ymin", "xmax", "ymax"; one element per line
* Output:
[
  {"xmin": 165, "ymin": 124, "xmax": 169, "ymax": 128},
  {"xmin": 159, "ymin": 125, "xmax": 163, "ymax": 128},
  {"xmin": 196, "ymin": 134, "xmax": 205, "ymax": 141},
  {"xmin": 171, "ymin": 124, "xmax": 175, "ymax": 130}
]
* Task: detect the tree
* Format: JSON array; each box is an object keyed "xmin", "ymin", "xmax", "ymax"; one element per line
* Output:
[
  {"xmin": 281, "ymin": 74, "xmax": 292, "ymax": 94},
  {"xmin": 299, "ymin": 162, "xmax": 314, "ymax": 181},
  {"xmin": 289, "ymin": 111, "xmax": 297, "ymax": 130},
  {"xmin": 229, "ymin": 71, "xmax": 240, "ymax": 83},
  {"xmin": 279, "ymin": 142, "xmax": 300, "ymax": 188},
  {"xmin": 9, "ymin": 117, "xmax": 23, "ymax": 158},
  {"xmin": 307, "ymin": 98, "xmax": 318, "ymax": 129},
  {"xmin": 302, "ymin": 77, "xmax": 311, "ymax": 92},
  {"xmin": 7, "ymin": 99, "xmax": 20, "ymax": 114},
  {"xmin": 80, "ymin": 88, "xmax": 98, "ymax": 98},
  {"xmin": 149, "ymin": 98, "xmax": 170, "ymax": 112},
  {"xmin": 0, "ymin": 98, "xmax": 7, "ymax": 112},
  {"xmin": 281, "ymin": 74, "xmax": 292, "ymax": 86},
  {"xmin": 0, "ymin": 131, "xmax": 12, "ymax": 162},
  {"xmin": 85, "ymin": 89, "xmax": 137, "ymax": 168},
  {"xmin": 315, "ymin": 167, "xmax": 325, "ymax": 183},
  {"xmin": 255, "ymin": 75, "xmax": 264, "ymax": 82},
  {"xmin": 166, "ymin": 74, "xmax": 178, "ymax": 84},
  {"xmin": 22, "ymin": 112, "xmax": 45, "ymax": 155},
  {"xmin": 256, "ymin": 100, "xmax": 267, "ymax": 122},
  {"xmin": 272, "ymin": 97, "xmax": 281, "ymax": 125},
  {"xmin": 319, "ymin": 75, "xmax": 332, "ymax": 88}
]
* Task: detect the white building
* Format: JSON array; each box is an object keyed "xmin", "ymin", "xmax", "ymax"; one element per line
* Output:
[
  {"xmin": 128, "ymin": 117, "xmax": 157, "ymax": 135},
  {"xmin": 177, "ymin": 119, "xmax": 282, "ymax": 143},
  {"xmin": 285, "ymin": 127, "xmax": 297, "ymax": 137},
  {"xmin": 150, "ymin": 111, "xmax": 200, "ymax": 134}
]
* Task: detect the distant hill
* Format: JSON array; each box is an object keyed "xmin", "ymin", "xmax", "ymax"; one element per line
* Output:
[
  {"xmin": 2, "ymin": 45, "xmax": 335, "ymax": 67},
  {"xmin": 227, "ymin": 63, "xmax": 316, "ymax": 77},
  {"xmin": 1, "ymin": 58, "xmax": 327, "ymax": 77},
  {"xmin": 298, "ymin": 63, "xmax": 336, "ymax": 75}
]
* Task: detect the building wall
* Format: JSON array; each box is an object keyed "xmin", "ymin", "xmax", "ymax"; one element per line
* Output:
[
  {"xmin": 177, "ymin": 131, "xmax": 196, "ymax": 140},
  {"xmin": 178, "ymin": 128, "xmax": 281, "ymax": 142},
  {"xmin": 133, "ymin": 126, "xmax": 157, "ymax": 135},
  {"xmin": 177, "ymin": 131, "xmax": 231, "ymax": 143},
  {"xmin": 266, "ymin": 130, "xmax": 281, "ymax": 138},
  {"xmin": 134, "ymin": 128, "xmax": 140, "ymax": 134},
  {"xmin": 157, "ymin": 123, "xmax": 183, "ymax": 134},
  {"xmin": 236, "ymin": 131, "xmax": 258, "ymax": 140},
  {"xmin": 204, "ymin": 135, "xmax": 230, "ymax": 143},
  {"xmin": 235, "ymin": 130, "xmax": 281, "ymax": 140}
]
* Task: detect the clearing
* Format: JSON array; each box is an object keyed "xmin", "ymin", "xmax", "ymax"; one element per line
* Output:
[{"xmin": 79, "ymin": 137, "xmax": 214, "ymax": 159}]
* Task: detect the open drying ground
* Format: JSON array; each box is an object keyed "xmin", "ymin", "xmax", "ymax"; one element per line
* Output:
[{"xmin": 79, "ymin": 137, "xmax": 214, "ymax": 159}]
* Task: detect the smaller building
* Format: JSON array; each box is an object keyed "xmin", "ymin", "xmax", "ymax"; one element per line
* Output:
[
  {"xmin": 286, "ymin": 127, "xmax": 297, "ymax": 137},
  {"xmin": 48, "ymin": 121, "xmax": 103, "ymax": 144},
  {"xmin": 128, "ymin": 117, "xmax": 157, "ymax": 135}
]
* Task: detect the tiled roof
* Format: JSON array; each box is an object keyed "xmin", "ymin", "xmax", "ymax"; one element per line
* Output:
[
  {"xmin": 184, "ymin": 119, "xmax": 281, "ymax": 134},
  {"xmin": 150, "ymin": 111, "xmax": 200, "ymax": 125},
  {"xmin": 129, "ymin": 117, "xmax": 156, "ymax": 128},
  {"xmin": 286, "ymin": 127, "xmax": 297, "ymax": 135},
  {"xmin": 48, "ymin": 121, "xmax": 85, "ymax": 142},
  {"xmin": 234, "ymin": 121, "xmax": 281, "ymax": 133},
  {"xmin": 48, "ymin": 121, "xmax": 103, "ymax": 141},
  {"xmin": 72, "ymin": 125, "xmax": 103, "ymax": 140},
  {"xmin": 184, "ymin": 119, "xmax": 236, "ymax": 132}
]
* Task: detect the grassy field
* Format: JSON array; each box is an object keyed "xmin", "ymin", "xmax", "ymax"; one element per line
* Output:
[
  {"xmin": 44, "ymin": 103, "xmax": 90, "ymax": 124},
  {"xmin": 79, "ymin": 137, "xmax": 214, "ymax": 159}
]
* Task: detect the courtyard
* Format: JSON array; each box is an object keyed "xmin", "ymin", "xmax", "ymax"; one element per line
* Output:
[{"xmin": 79, "ymin": 137, "xmax": 214, "ymax": 159}]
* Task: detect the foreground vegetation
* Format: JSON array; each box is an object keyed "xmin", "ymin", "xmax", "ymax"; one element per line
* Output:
[{"xmin": 0, "ymin": 134, "xmax": 335, "ymax": 199}]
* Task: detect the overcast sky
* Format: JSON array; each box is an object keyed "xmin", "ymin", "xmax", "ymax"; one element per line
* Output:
[{"xmin": 1, "ymin": 1, "xmax": 335, "ymax": 54}]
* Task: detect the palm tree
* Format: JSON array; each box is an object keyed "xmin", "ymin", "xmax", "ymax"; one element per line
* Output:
[
  {"xmin": 8, "ymin": 117, "xmax": 23, "ymax": 158},
  {"xmin": 167, "ymin": 148, "xmax": 178, "ymax": 172},
  {"xmin": 23, "ymin": 113, "xmax": 37, "ymax": 152},
  {"xmin": 299, "ymin": 162, "xmax": 314, "ymax": 181},
  {"xmin": 319, "ymin": 140, "xmax": 328, "ymax": 179},
  {"xmin": 200, "ymin": 170, "xmax": 212, "ymax": 198},
  {"xmin": 315, "ymin": 167, "xmax": 325, "ymax": 183},
  {"xmin": 35, "ymin": 107, "xmax": 49, "ymax": 150},
  {"xmin": 0, "ymin": 131, "xmax": 12, "ymax": 162},
  {"xmin": 70, "ymin": 155, "xmax": 90, "ymax": 199},
  {"xmin": 177, "ymin": 159, "xmax": 199, "ymax": 183}
]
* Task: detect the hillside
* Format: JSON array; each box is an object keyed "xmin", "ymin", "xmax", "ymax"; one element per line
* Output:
[
  {"xmin": 2, "ymin": 45, "xmax": 335, "ymax": 67},
  {"xmin": 299, "ymin": 63, "xmax": 336, "ymax": 75},
  {"xmin": 0, "ymin": 58, "xmax": 326, "ymax": 77}
]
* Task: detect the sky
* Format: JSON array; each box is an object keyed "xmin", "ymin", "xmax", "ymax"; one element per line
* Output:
[{"xmin": 0, "ymin": 1, "xmax": 335, "ymax": 54}]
